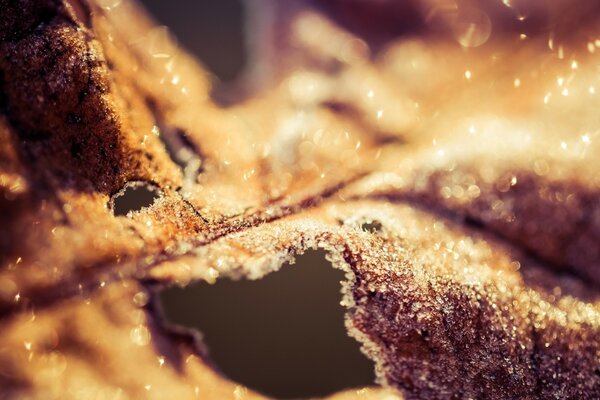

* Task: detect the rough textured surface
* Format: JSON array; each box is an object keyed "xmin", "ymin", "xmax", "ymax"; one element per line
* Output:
[{"xmin": 1, "ymin": 0, "xmax": 600, "ymax": 399}]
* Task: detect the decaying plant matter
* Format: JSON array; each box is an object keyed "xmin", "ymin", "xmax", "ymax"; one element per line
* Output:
[{"xmin": 1, "ymin": 0, "xmax": 600, "ymax": 399}]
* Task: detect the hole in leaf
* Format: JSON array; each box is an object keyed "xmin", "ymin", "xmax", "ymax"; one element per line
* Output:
[
  {"xmin": 110, "ymin": 182, "xmax": 161, "ymax": 216},
  {"xmin": 361, "ymin": 220, "xmax": 383, "ymax": 234},
  {"xmin": 159, "ymin": 250, "xmax": 375, "ymax": 399}
]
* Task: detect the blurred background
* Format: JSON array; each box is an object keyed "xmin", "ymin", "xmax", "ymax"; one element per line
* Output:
[
  {"xmin": 139, "ymin": 0, "xmax": 247, "ymax": 82},
  {"xmin": 139, "ymin": 1, "xmax": 377, "ymax": 398}
]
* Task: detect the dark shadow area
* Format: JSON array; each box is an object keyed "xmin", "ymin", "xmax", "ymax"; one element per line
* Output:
[
  {"xmin": 313, "ymin": 0, "xmax": 425, "ymax": 51},
  {"xmin": 157, "ymin": 127, "xmax": 202, "ymax": 175},
  {"xmin": 159, "ymin": 250, "xmax": 375, "ymax": 399},
  {"xmin": 111, "ymin": 182, "xmax": 160, "ymax": 216},
  {"xmin": 138, "ymin": 0, "xmax": 246, "ymax": 82}
]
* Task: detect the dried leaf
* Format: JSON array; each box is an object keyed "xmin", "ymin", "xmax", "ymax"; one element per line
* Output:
[{"xmin": 1, "ymin": 0, "xmax": 599, "ymax": 399}]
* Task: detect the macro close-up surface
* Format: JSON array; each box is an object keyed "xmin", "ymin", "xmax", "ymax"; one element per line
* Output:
[{"xmin": 1, "ymin": 0, "xmax": 600, "ymax": 399}]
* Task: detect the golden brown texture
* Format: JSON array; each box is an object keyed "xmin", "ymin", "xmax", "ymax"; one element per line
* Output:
[{"xmin": 1, "ymin": 0, "xmax": 600, "ymax": 399}]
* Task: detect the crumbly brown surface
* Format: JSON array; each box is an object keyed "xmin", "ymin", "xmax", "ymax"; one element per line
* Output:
[{"xmin": 1, "ymin": 0, "xmax": 600, "ymax": 399}]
